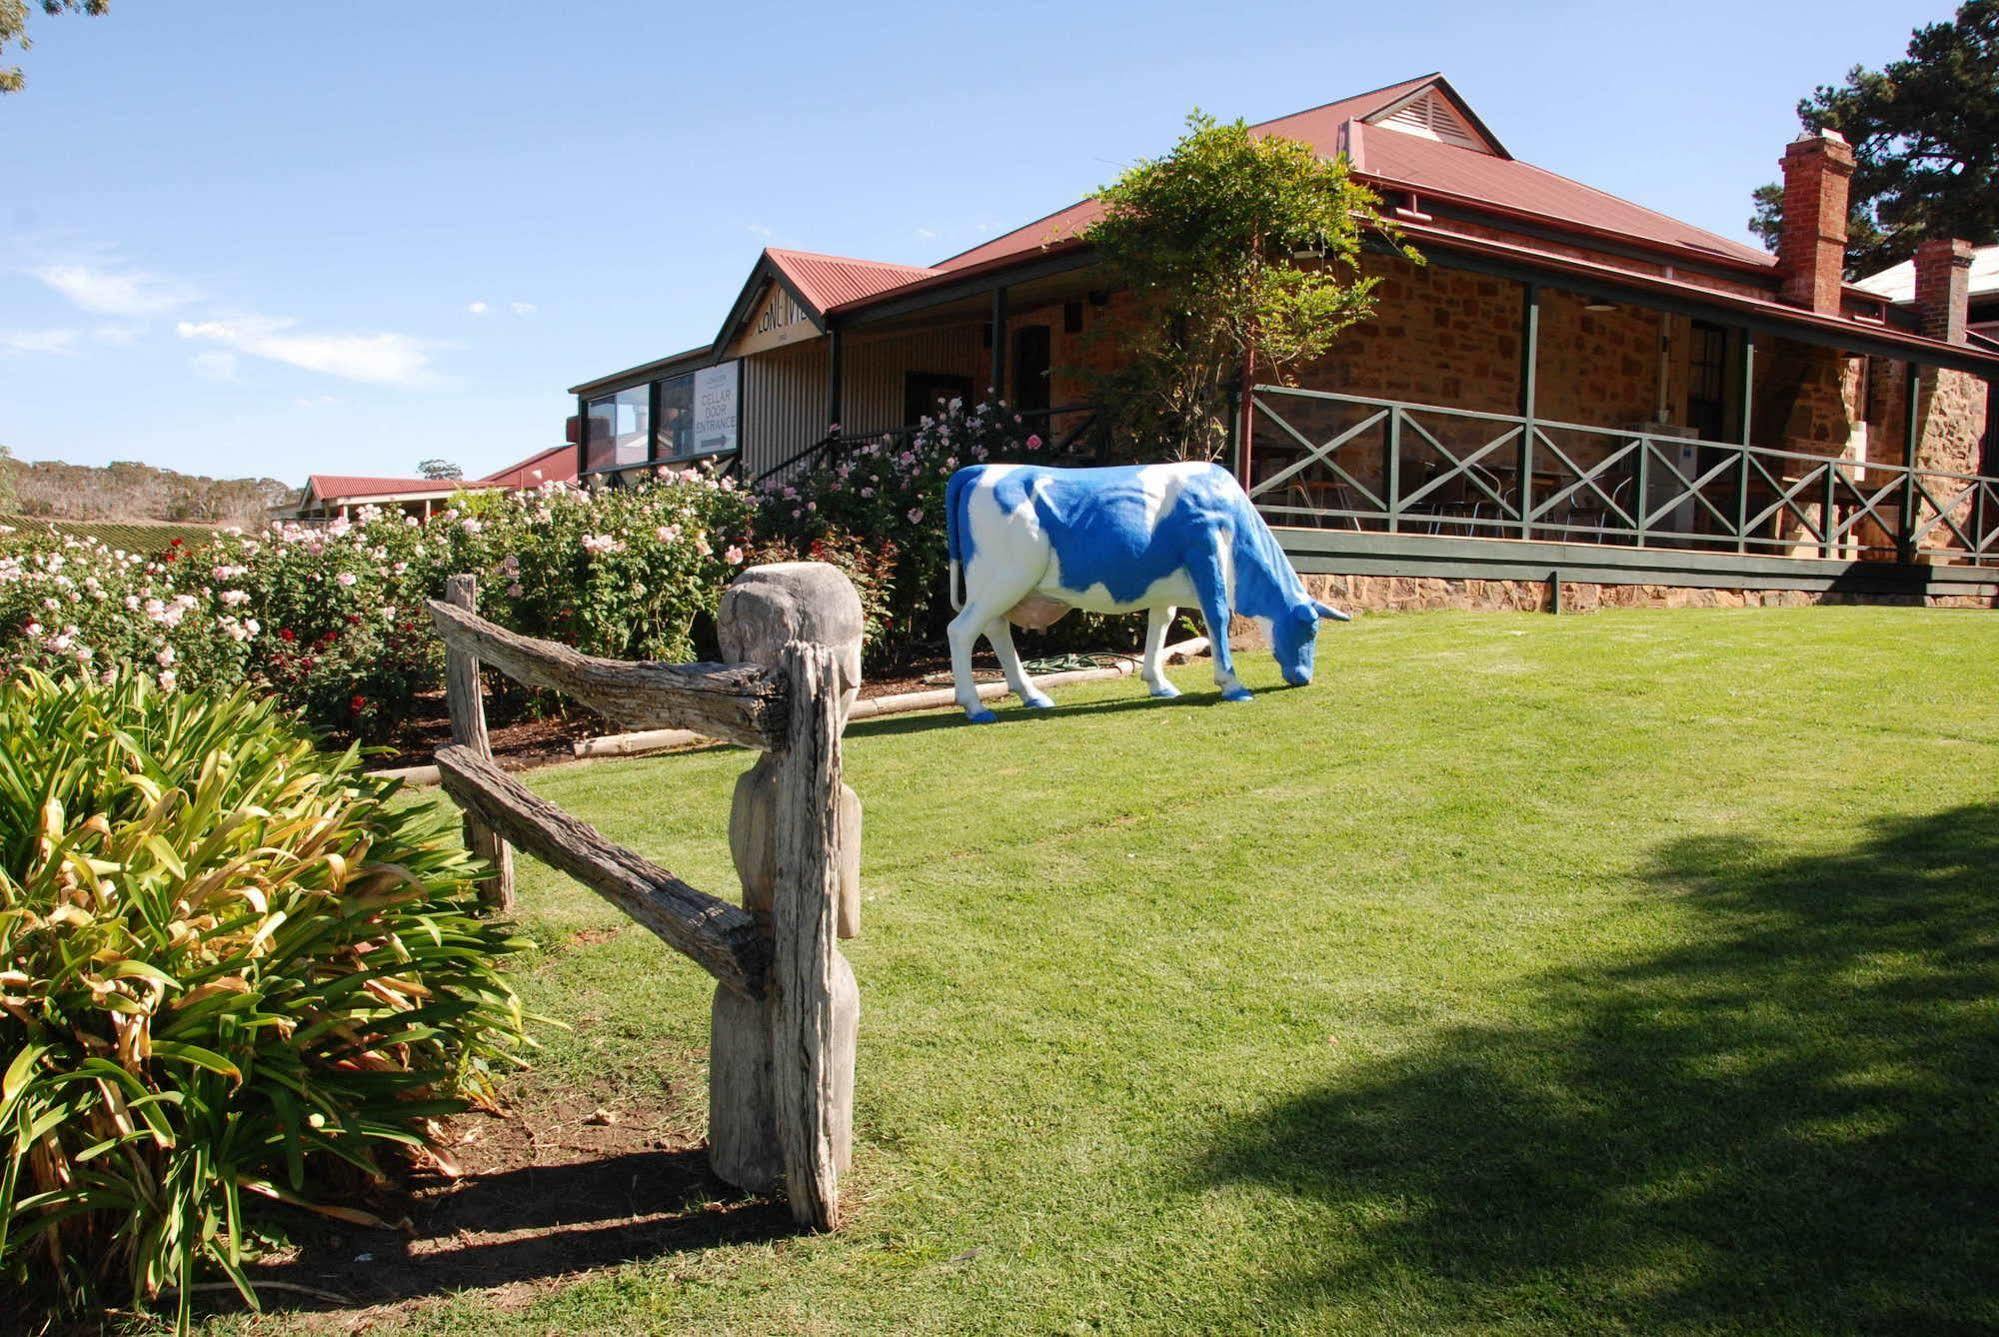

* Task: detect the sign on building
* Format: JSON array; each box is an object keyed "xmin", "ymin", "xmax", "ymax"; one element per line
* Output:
[{"xmin": 694, "ymin": 361, "xmax": 741, "ymax": 457}]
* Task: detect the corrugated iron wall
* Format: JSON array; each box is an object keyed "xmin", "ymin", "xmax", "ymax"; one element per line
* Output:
[
  {"xmin": 841, "ymin": 326, "xmax": 984, "ymax": 436},
  {"xmin": 741, "ymin": 341, "xmax": 827, "ymax": 478},
  {"xmin": 740, "ymin": 324, "xmax": 988, "ymax": 477}
]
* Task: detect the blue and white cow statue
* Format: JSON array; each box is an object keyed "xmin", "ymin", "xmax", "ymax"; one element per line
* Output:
[{"xmin": 943, "ymin": 460, "xmax": 1350, "ymax": 724}]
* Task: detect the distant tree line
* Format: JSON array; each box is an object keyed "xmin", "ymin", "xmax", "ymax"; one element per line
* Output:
[{"xmin": 0, "ymin": 450, "xmax": 293, "ymax": 526}]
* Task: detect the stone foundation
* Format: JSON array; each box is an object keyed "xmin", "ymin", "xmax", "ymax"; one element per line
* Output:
[{"xmin": 1225, "ymin": 573, "xmax": 1992, "ymax": 637}]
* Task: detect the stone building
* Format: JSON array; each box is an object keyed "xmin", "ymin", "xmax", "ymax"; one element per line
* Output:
[{"xmin": 567, "ymin": 74, "xmax": 1999, "ymax": 609}]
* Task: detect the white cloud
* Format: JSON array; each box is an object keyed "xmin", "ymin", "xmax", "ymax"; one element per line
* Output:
[
  {"xmin": 0, "ymin": 329, "xmax": 78, "ymax": 355},
  {"xmin": 467, "ymin": 300, "xmax": 490, "ymax": 315},
  {"xmin": 33, "ymin": 263, "xmax": 198, "ymax": 317},
  {"xmin": 189, "ymin": 350, "xmax": 240, "ymax": 382},
  {"xmin": 509, "ymin": 301, "xmax": 536, "ymax": 317},
  {"xmin": 92, "ymin": 325, "xmax": 140, "ymax": 346},
  {"xmin": 293, "ymin": 394, "xmax": 339, "ymax": 409},
  {"xmin": 176, "ymin": 316, "xmax": 437, "ymax": 387},
  {"xmin": 747, "ymin": 222, "xmax": 774, "ymax": 239},
  {"xmin": 914, "ymin": 226, "xmax": 938, "ymax": 240}
]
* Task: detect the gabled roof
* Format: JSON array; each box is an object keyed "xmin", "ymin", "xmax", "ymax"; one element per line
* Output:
[
  {"xmin": 480, "ymin": 443, "xmax": 577, "ymax": 489},
  {"xmin": 304, "ymin": 474, "xmax": 469, "ymax": 503},
  {"xmin": 1348, "ymin": 119, "xmax": 1773, "ymax": 267},
  {"xmin": 926, "ymin": 74, "xmax": 1461, "ymax": 274},
  {"xmin": 1854, "ymin": 243, "xmax": 1999, "ymax": 304},
  {"xmin": 764, "ymin": 249, "xmax": 940, "ymax": 310},
  {"xmin": 925, "ymin": 73, "xmax": 1767, "ymax": 280}
]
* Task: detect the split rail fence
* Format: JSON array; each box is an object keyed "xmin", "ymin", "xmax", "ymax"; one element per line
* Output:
[{"xmin": 428, "ymin": 564, "xmax": 864, "ymax": 1231}]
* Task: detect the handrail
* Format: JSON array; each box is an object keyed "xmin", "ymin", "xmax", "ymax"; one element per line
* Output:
[
  {"xmin": 1248, "ymin": 384, "xmax": 1999, "ymax": 563},
  {"xmin": 427, "ymin": 599, "xmax": 787, "ymax": 751}
]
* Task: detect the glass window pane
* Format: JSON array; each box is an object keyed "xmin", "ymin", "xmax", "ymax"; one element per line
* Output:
[
  {"xmin": 612, "ymin": 387, "xmax": 649, "ymax": 468},
  {"xmin": 656, "ymin": 374, "xmax": 695, "ymax": 460},
  {"xmin": 584, "ymin": 396, "xmax": 617, "ymax": 472}
]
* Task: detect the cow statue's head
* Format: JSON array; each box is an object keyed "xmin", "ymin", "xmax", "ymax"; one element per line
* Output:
[{"xmin": 1271, "ymin": 598, "xmax": 1352, "ymax": 686}]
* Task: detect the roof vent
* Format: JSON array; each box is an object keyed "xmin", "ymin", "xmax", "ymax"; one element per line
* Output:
[{"xmin": 1377, "ymin": 90, "xmax": 1486, "ymax": 152}]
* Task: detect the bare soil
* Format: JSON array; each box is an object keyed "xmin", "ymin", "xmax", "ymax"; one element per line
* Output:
[{"xmin": 217, "ymin": 1079, "xmax": 793, "ymax": 1328}]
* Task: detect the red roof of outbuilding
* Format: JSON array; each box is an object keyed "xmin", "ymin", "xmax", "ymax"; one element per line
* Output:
[
  {"xmin": 479, "ymin": 443, "xmax": 577, "ymax": 489},
  {"xmin": 765, "ymin": 249, "xmax": 940, "ymax": 311},
  {"xmin": 305, "ymin": 475, "xmax": 463, "ymax": 502}
]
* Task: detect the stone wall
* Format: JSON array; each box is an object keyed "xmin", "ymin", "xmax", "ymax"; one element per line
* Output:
[{"xmin": 1220, "ymin": 572, "xmax": 1994, "ymax": 633}]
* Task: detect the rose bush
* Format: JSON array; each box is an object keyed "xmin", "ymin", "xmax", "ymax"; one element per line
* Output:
[
  {"xmin": 0, "ymin": 469, "xmax": 757, "ymax": 741},
  {"xmin": 756, "ymin": 399, "xmax": 1145, "ymax": 665},
  {"xmin": 756, "ymin": 398, "xmax": 1042, "ymax": 664}
]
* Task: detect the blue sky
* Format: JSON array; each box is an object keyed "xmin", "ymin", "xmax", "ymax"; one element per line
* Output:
[{"xmin": 0, "ymin": 0, "xmax": 1941, "ymax": 485}]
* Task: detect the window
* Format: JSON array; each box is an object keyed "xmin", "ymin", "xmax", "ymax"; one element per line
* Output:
[
  {"xmin": 655, "ymin": 373, "xmax": 695, "ymax": 460},
  {"xmin": 584, "ymin": 388, "xmax": 649, "ymax": 474}
]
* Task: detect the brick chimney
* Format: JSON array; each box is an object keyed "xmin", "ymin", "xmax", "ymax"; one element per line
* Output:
[
  {"xmin": 1913, "ymin": 237, "xmax": 1974, "ymax": 343},
  {"xmin": 1777, "ymin": 129, "xmax": 1855, "ymax": 314}
]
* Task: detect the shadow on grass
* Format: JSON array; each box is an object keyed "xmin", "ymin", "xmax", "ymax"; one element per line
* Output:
[
  {"xmin": 1194, "ymin": 804, "xmax": 1999, "ymax": 1331},
  {"xmin": 227, "ymin": 1147, "xmax": 791, "ymax": 1315},
  {"xmin": 844, "ymin": 683, "xmax": 1309, "ymax": 741}
]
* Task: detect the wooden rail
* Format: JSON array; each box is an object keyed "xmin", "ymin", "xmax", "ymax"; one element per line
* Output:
[
  {"xmin": 430, "ymin": 563, "xmax": 865, "ymax": 1232},
  {"xmin": 427, "ymin": 598, "xmax": 788, "ymax": 751},
  {"xmin": 1249, "ymin": 385, "xmax": 1999, "ymax": 566},
  {"xmin": 433, "ymin": 743, "xmax": 769, "ymax": 999}
]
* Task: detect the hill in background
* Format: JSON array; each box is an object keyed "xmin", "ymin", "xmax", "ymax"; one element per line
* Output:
[{"xmin": 0, "ymin": 448, "xmax": 295, "ymax": 528}]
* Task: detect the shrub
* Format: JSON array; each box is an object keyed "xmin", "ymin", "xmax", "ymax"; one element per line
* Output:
[
  {"xmin": 449, "ymin": 467, "xmax": 755, "ymax": 663},
  {"xmin": 0, "ymin": 669, "xmax": 532, "ymax": 1328},
  {"xmin": 758, "ymin": 399, "xmax": 1041, "ymax": 664},
  {"xmin": 0, "ymin": 530, "xmax": 256, "ymax": 696},
  {"xmin": 0, "ymin": 468, "xmax": 759, "ymax": 742}
]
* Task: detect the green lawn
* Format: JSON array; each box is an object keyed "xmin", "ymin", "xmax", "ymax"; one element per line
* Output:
[{"xmin": 248, "ymin": 607, "xmax": 1999, "ymax": 1333}]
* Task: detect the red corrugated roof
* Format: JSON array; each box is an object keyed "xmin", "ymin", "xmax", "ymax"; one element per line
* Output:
[
  {"xmin": 928, "ymin": 75, "xmax": 1448, "ymax": 275},
  {"xmin": 1348, "ymin": 120, "xmax": 1773, "ymax": 269},
  {"xmin": 479, "ymin": 443, "xmax": 577, "ymax": 489},
  {"xmin": 929, "ymin": 200, "xmax": 1102, "ymax": 275},
  {"xmin": 1394, "ymin": 217, "xmax": 1999, "ymax": 368},
  {"xmin": 923, "ymin": 73, "xmax": 1771, "ymax": 282},
  {"xmin": 765, "ymin": 249, "xmax": 940, "ymax": 311},
  {"xmin": 306, "ymin": 475, "xmax": 463, "ymax": 501}
]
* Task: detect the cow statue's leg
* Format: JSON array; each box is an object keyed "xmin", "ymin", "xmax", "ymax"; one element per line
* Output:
[
  {"xmin": 1186, "ymin": 536, "xmax": 1253, "ymax": 702},
  {"xmin": 987, "ymin": 617, "xmax": 1055, "ymax": 710},
  {"xmin": 1141, "ymin": 605, "xmax": 1180, "ymax": 699},
  {"xmin": 948, "ymin": 574, "xmax": 1038, "ymax": 723}
]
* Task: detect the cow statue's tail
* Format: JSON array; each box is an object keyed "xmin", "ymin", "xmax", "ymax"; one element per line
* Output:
[{"xmin": 944, "ymin": 467, "xmax": 977, "ymax": 612}]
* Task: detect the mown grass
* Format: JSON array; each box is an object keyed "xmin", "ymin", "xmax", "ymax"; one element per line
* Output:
[{"xmin": 221, "ymin": 606, "xmax": 1999, "ymax": 1334}]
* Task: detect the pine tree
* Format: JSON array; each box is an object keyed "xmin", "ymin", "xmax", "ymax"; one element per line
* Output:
[{"xmin": 1750, "ymin": 0, "xmax": 1999, "ymax": 276}]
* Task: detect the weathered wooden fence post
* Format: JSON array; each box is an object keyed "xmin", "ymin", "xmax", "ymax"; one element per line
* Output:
[
  {"xmin": 443, "ymin": 574, "xmax": 516, "ymax": 913},
  {"xmin": 710, "ymin": 563, "xmax": 863, "ymax": 1229}
]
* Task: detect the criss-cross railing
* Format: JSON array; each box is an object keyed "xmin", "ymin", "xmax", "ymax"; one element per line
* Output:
[{"xmin": 1248, "ymin": 385, "xmax": 1999, "ymax": 564}]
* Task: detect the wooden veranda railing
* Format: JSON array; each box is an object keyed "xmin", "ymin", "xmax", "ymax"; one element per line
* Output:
[
  {"xmin": 429, "ymin": 564, "xmax": 865, "ymax": 1231},
  {"xmin": 1248, "ymin": 385, "xmax": 1999, "ymax": 565}
]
